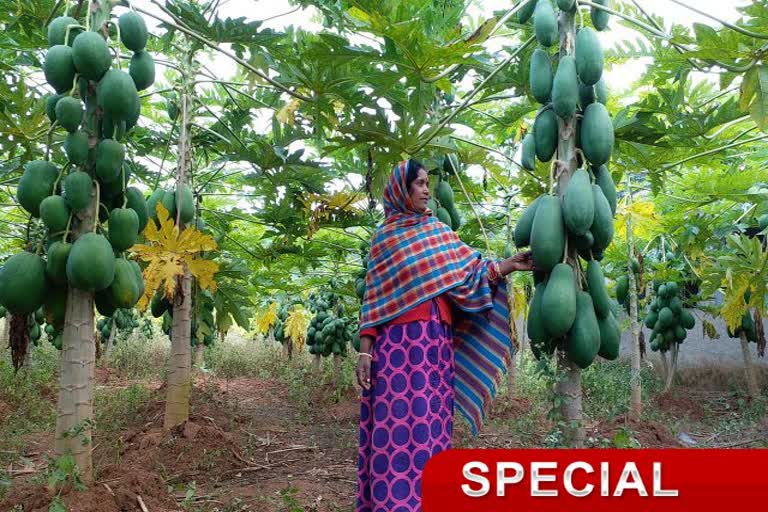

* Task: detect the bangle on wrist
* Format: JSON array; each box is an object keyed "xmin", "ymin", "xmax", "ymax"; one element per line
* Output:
[{"xmin": 358, "ymin": 352, "xmax": 372, "ymax": 359}]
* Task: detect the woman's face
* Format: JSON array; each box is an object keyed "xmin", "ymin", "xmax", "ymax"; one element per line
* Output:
[{"xmin": 408, "ymin": 168, "xmax": 430, "ymax": 212}]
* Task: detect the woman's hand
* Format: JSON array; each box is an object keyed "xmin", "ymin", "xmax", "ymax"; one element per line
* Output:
[
  {"xmin": 356, "ymin": 354, "xmax": 372, "ymax": 390},
  {"xmin": 497, "ymin": 250, "xmax": 535, "ymax": 276}
]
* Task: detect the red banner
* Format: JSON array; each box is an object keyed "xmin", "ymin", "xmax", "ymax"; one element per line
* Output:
[{"xmin": 423, "ymin": 449, "xmax": 767, "ymax": 511}]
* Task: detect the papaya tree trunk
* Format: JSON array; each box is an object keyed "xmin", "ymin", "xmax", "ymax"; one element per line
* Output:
[
  {"xmin": 313, "ymin": 354, "xmax": 322, "ymax": 372},
  {"xmin": 334, "ymin": 354, "xmax": 342, "ymax": 382},
  {"xmin": 164, "ymin": 69, "xmax": 194, "ymax": 429},
  {"xmin": 194, "ymin": 342, "xmax": 205, "ymax": 368},
  {"xmin": 663, "ymin": 344, "xmax": 679, "ymax": 393},
  {"xmin": 103, "ymin": 322, "xmax": 116, "ymax": 361},
  {"xmin": 739, "ymin": 332, "xmax": 760, "ymax": 398},
  {"xmin": 555, "ymin": 8, "xmax": 584, "ymax": 447},
  {"xmin": 1, "ymin": 312, "xmax": 10, "ymax": 347},
  {"xmin": 625, "ymin": 175, "xmax": 642, "ymax": 420}
]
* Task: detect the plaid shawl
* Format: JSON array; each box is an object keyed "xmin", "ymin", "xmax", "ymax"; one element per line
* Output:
[{"xmin": 359, "ymin": 161, "xmax": 513, "ymax": 433}]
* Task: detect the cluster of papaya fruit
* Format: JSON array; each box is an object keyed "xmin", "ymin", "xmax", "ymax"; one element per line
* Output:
[
  {"xmin": 514, "ymin": 0, "xmax": 619, "ymax": 368},
  {"xmin": 354, "ymin": 240, "xmax": 370, "ymax": 301},
  {"xmin": 726, "ymin": 289, "xmax": 758, "ymax": 344},
  {"xmin": 614, "ymin": 257, "xmax": 640, "ymax": 313},
  {"xmin": 307, "ymin": 287, "xmax": 355, "ymax": 357},
  {"xmin": 0, "ymin": 12, "xmax": 156, "ymax": 326},
  {"xmin": 642, "ymin": 280, "xmax": 697, "ymax": 352},
  {"xmin": 96, "ymin": 308, "xmax": 140, "ymax": 344},
  {"xmin": 428, "ymin": 158, "xmax": 461, "ymax": 231},
  {"xmin": 272, "ymin": 302, "xmax": 290, "ymax": 344}
]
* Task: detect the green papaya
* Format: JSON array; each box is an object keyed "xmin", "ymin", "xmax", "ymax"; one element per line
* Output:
[
  {"xmin": 533, "ymin": 108, "xmax": 558, "ymax": 162},
  {"xmin": 504, "ymin": 243, "xmax": 513, "ymax": 258},
  {"xmin": 552, "ymin": 55, "xmax": 578, "ymax": 119},
  {"xmin": 527, "ymin": 282, "xmax": 550, "ymax": 348},
  {"xmin": 54, "ymin": 96, "xmax": 83, "ymax": 133},
  {"xmin": 44, "ymin": 286, "xmax": 67, "ymax": 328},
  {"xmin": 574, "ymin": 231, "xmax": 595, "ymax": 260},
  {"xmin": 63, "ymin": 171, "xmax": 92, "ymax": 211},
  {"xmin": 644, "ymin": 311, "xmax": 658, "ymax": 329},
  {"xmin": 518, "ymin": 0, "xmax": 537, "ymax": 23},
  {"xmin": 592, "ymin": 165, "xmax": 616, "ymax": 216},
  {"xmin": 595, "ymin": 77, "xmax": 608, "ymax": 104},
  {"xmin": 529, "ymin": 48, "xmax": 553, "ymax": 104},
  {"xmin": 514, "ymin": 195, "xmax": 542, "ymax": 248},
  {"xmin": 566, "ymin": 291, "xmax": 601, "ymax": 368},
  {"xmin": 146, "ymin": 189, "xmax": 166, "ymax": 222},
  {"xmin": 674, "ymin": 325, "xmax": 687, "ymax": 342},
  {"xmin": 18, "ymin": 160, "xmax": 59, "ymax": 217},
  {"xmin": 46, "ymin": 241, "xmax": 71, "ymax": 286},
  {"xmin": 658, "ymin": 307, "xmax": 674, "ymax": 329},
  {"xmin": 591, "ymin": 0, "xmax": 610, "ymax": 31},
  {"xmin": 541, "ymin": 263, "xmax": 577, "ymax": 338},
  {"xmin": 590, "ymin": 185, "xmax": 614, "ymax": 251},
  {"xmin": 521, "ymin": 133, "xmax": 537, "ymax": 171},
  {"xmin": 118, "ymin": 11, "xmax": 149, "ymax": 52},
  {"xmin": 615, "ymin": 275, "xmax": 628, "ymax": 304},
  {"xmin": 64, "ymin": 131, "xmax": 89, "ymax": 165},
  {"xmin": 108, "ymin": 208, "xmax": 139, "ymax": 251},
  {"xmin": 46, "ymin": 94, "xmax": 63, "ymax": 123},
  {"xmin": 125, "ymin": 187, "xmax": 149, "ymax": 233},
  {"xmin": 71, "ymin": 31, "xmax": 111, "ymax": 81},
  {"xmin": 530, "ymin": 195, "xmax": 565, "ymax": 272},
  {"xmin": 575, "ymin": 27, "xmax": 603, "ymax": 86},
  {"xmin": 666, "ymin": 281, "xmax": 679, "ymax": 296},
  {"xmin": 586, "ymin": 260, "xmax": 611, "ymax": 319},
  {"xmin": 558, "ymin": 0, "xmax": 576, "ymax": 10},
  {"xmin": 436, "ymin": 181, "xmax": 455, "ymax": 210},
  {"xmin": 161, "ymin": 190, "xmax": 177, "ymax": 219},
  {"xmin": 563, "ymin": 168, "xmax": 595, "ymax": 236},
  {"xmin": 150, "ymin": 291, "xmax": 171, "ymax": 318},
  {"xmin": 109, "ymin": 259, "xmax": 141, "ymax": 309},
  {"xmin": 597, "ymin": 311, "xmax": 620, "ymax": 360},
  {"xmin": 578, "ymin": 81, "xmax": 596, "ymax": 109},
  {"xmin": 95, "ymin": 139, "xmax": 125, "ymax": 183},
  {"xmin": 0, "ymin": 252, "xmax": 49, "ymax": 314},
  {"xmin": 427, "ymin": 199, "xmax": 438, "ymax": 212},
  {"xmin": 95, "ymin": 290, "xmax": 117, "ymax": 317},
  {"xmin": 98, "ymin": 70, "xmax": 140, "ymax": 122},
  {"xmin": 129, "ymin": 51, "xmax": 155, "ymax": 91},
  {"xmin": 66, "ymin": 233, "xmax": 116, "ymax": 291},
  {"xmin": 448, "ymin": 206, "xmax": 461, "ymax": 230},
  {"xmin": 176, "ymin": 184, "xmax": 195, "ymax": 224},
  {"xmin": 534, "ymin": 0, "xmax": 558, "ymax": 47},
  {"xmin": 435, "ymin": 207, "xmax": 452, "ymax": 226},
  {"xmin": 40, "ymin": 195, "xmax": 70, "ymax": 234},
  {"xmin": 581, "ymin": 103, "xmax": 614, "ymax": 166},
  {"xmin": 759, "ymin": 214, "xmax": 768, "ymax": 230},
  {"xmin": 44, "ymin": 45, "xmax": 76, "ymax": 94},
  {"xmin": 669, "ymin": 296, "xmax": 683, "ymax": 315},
  {"xmin": 47, "ymin": 16, "xmax": 82, "ymax": 47}
]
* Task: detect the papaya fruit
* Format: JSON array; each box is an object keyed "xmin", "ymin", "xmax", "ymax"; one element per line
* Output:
[
  {"xmin": 118, "ymin": 11, "xmax": 149, "ymax": 52},
  {"xmin": 102, "ymin": 163, "xmax": 131, "ymax": 199},
  {"xmin": 66, "ymin": 233, "xmax": 116, "ymax": 291},
  {"xmin": 129, "ymin": 259, "xmax": 145, "ymax": 300},
  {"xmin": 558, "ymin": 0, "xmax": 576, "ymax": 10},
  {"xmin": 644, "ymin": 311, "xmax": 658, "ymax": 329},
  {"xmin": 669, "ymin": 296, "xmax": 683, "ymax": 315},
  {"xmin": 18, "ymin": 160, "xmax": 59, "ymax": 217},
  {"xmin": 581, "ymin": 102, "xmax": 614, "ymax": 166},
  {"xmin": 150, "ymin": 291, "xmax": 171, "ymax": 318},
  {"xmin": 514, "ymin": 195, "xmax": 542, "ymax": 248},
  {"xmin": 0, "ymin": 252, "xmax": 49, "ymax": 314},
  {"xmin": 108, "ymin": 208, "xmax": 139, "ymax": 251},
  {"xmin": 63, "ymin": 171, "xmax": 92, "ymax": 211},
  {"xmin": 146, "ymin": 189, "xmax": 166, "ymax": 222},
  {"xmin": 44, "ymin": 286, "xmax": 67, "ymax": 328},
  {"xmin": 40, "ymin": 195, "xmax": 70, "ymax": 234},
  {"xmin": 527, "ymin": 282, "xmax": 550, "ymax": 348},
  {"xmin": 95, "ymin": 289, "xmax": 117, "ymax": 317},
  {"xmin": 64, "ymin": 131, "xmax": 89, "ymax": 165},
  {"xmin": 448, "ymin": 206, "xmax": 461, "ymax": 230},
  {"xmin": 46, "ymin": 241, "xmax": 71, "ymax": 286},
  {"xmin": 597, "ymin": 311, "xmax": 620, "ymax": 360},
  {"xmin": 161, "ymin": 189, "xmax": 178, "ymax": 219},
  {"xmin": 46, "ymin": 94, "xmax": 63, "ymax": 123},
  {"xmin": 504, "ymin": 243, "xmax": 513, "ymax": 258},
  {"xmin": 591, "ymin": 0, "xmax": 610, "ymax": 31},
  {"xmin": 657, "ymin": 307, "xmax": 674, "ymax": 329},
  {"xmin": 541, "ymin": 263, "xmax": 577, "ymax": 339},
  {"xmin": 125, "ymin": 187, "xmax": 149, "ymax": 232},
  {"xmin": 530, "ymin": 195, "xmax": 565, "ymax": 272},
  {"xmin": 590, "ymin": 185, "xmax": 614, "ymax": 251},
  {"xmin": 521, "ymin": 133, "xmax": 537, "ymax": 171},
  {"xmin": 592, "ymin": 164, "xmax": 616, "ymax": 215},
  {"xmin": 435, "ymin": 207, "xmax": 452, "ymax": 226},
  {"xmin": 586, "ymin": 260, "xmax": 611, "ymax": 319},
  {"xmin": 47, "ymin": 16, "xmax": 82, "ymax": 47},
  {"xmin": 666, "ymin": 281, "xmax": 679, "ymax": 296},
  {"xmin": 529, "ymin": 48, "xmax": 553, "ymax": 104},
  {"xmin": 44, "ymin": 45, "xmax": 76, "ymax": 94},
  {"xmin": 98, "ymin": 69, "xmax": 140, "ymax": 122},
  {"xmin": 552, "ymin": 55, "xmax": 578, "ymax": 119},
  {"xmin": 129, "ymin": 51, "xmax": 155, "ymax": 91},
  {"xmin": 574, "ymin": 231, "xmax": 595, "ymax": 260},
  {"xmin": 533, "ymin": 108, "xmax": 558, "ymax": 162},
  {"xmin": 176, "ymin": 184, "xmax": 195, "ymax": 224},
  {"xmin": 72, "ymin": 31, "xmax": 111, "ymax": 81},
  {"xmin": 595, "ymin": 76, "xmax": 608, "ymax": 104},
  {"xmin": 436, "ymin": 181, "xmax": 455, "ymax": 210},
  {"xmin": 563, "ymin": 168, "xmax": 595, "ymax": 236},
  {"xmin": 615, "ymin": 275, "xmax": 628, "ymax": 304},
  {"xmin": 109, "ymin": 259, "xmax": 141, "ymax": 309},
  {"xmin": 680, "ymin": 309, "xmax": 695, "ymax": 330},
  {"xmin": 575, "ymin": 27, "xmax": 603, "ymax": 86},
  {"xmin": 759, "ymin": 214, "xmax": 768, "ymax": 230},
  {"xmin": 566, "ymin": 291, "xmax": 601, "ymax": 368},
  {"xmin": 54, "ymin": 96, "xmax": 83, "ymax": 132},
  {"xmin": 534, "ymin": 0, "xmax": 558, "ymax": 47},
  {"xmin": 518, "ymin": 0, "xmax": 537, "ymax": 23},
  {"xmin": 674, "ymin": 325, "xmax": 687, "ymax": 342},
  {"xmin": 95, "ymin": 139, "xmax": 125, "ymax": 183}
]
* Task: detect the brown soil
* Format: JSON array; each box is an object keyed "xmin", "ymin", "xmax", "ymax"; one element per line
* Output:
[{"xmin": 590, "ymin": 417, "xmax": 682, "ymax": 448}]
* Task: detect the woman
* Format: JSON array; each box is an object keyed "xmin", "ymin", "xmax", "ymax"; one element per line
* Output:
[{"xmin": 355, "ymin": 159, "xmax": 533, "ymax": 512}]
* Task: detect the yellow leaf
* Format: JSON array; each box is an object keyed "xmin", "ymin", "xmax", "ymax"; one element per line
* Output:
[
  {"xmin": 255, "ymin": 302, "xmax": 278, "ymax": 335},
  {"xmin": 347, "ymin": 6, "xmax": 370, "ymax": 23},
  {"xmin": 615, "ymin": 200, "xmax": 661, "ymax": 241},
  {"xmin": 285, "ymin": 307, "xmax": 312, "ymax": 352},
  {"xmin": 277, "ymin": 98, "xmax": 301, "ymax": 126},
  {"xmin": 188, "ymin": 258, "xmax": 220, "ymax": 292}
]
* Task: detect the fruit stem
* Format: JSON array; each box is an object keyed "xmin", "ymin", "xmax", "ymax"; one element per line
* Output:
[
  {"xmin": 63, "ymin": 213, "xmax": 73, "ymax": 242},
  {"xmin": 53, "ymin": 162, "xmax": 70, "ymax": 193},
  {"xmin": 92, "ymin": 179, "xmax": 100, "ymax": 233},
  {"xmin": 85, "ymin": 0, "xmax": 92, "ymax": 31}
]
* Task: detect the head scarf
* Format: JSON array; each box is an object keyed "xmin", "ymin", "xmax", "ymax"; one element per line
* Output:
[{"xmin": 360, "ymin": 160, "xmax": 513, "ymax": 433}]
